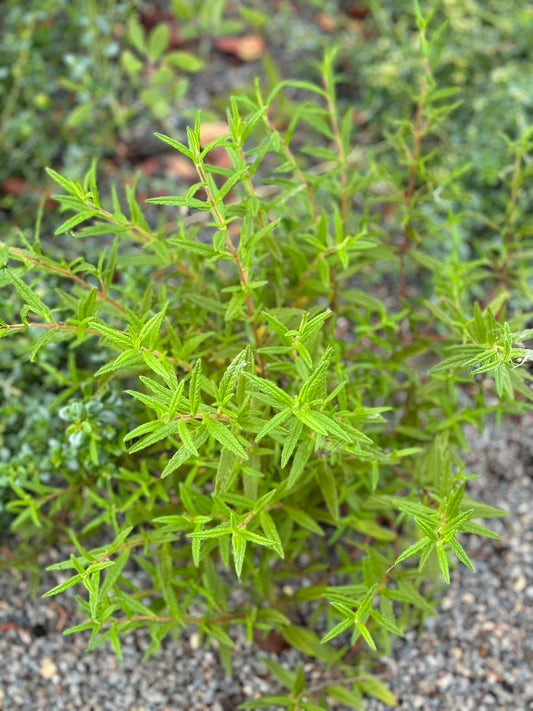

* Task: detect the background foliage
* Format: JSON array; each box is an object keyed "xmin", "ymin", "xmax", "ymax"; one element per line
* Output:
[{"xmin": 1, "ymin": 1, "xmax": 533, "ymax": 709}]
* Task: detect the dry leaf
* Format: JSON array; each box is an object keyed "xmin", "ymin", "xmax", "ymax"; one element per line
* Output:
[
  {"xmin": 199, "ymin": 121, "xmax": 230, "ymax": 146},
  {"xmin": 1, "ymin": 176, "xmax": 27, "ymax": 196},
  {"xmin": 316, "ymin": 12, "xmax": 337, "ymax": 32},
  {"xmin": 253, "ymin": 628, "xmax": 291, "ymax": 653},
  {"xmin": 199, "ymin": 121, "xmax": 232, "ymax": 170},
  {"xmin": 345, "ymin": 3, "xmax": 370, "ymax": 20},
  {"xmin": 215, "ymin": 34, "xmax": 266, "ymax": 62},
  {"xmin": 139, "ymin": 156, "xmax": 161, "ymax": 176},
  {"xmin": 164, "ymin": 153, "xmax": 198, "ymax": 181}
]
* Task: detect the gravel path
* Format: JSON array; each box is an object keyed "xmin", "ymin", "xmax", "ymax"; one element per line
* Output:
[
  {"xmin": 1, "ymin": 415, "xmax": 532, "ymax": 711},
  {"xmin": 366, "ymin": 417, "xmax": 533, "ymax": 711}
]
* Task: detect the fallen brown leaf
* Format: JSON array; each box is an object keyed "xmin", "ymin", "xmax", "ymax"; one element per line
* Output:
[
  {"xmin": 215, "ymin": 34, "xmax": 266, "ymax": 62},
  {"xmin": 316, "ymin": 11, "xmax": 337, "ymax": 32},
  {"xmin": 253, "ymin": 628, "xmax": 291, "ymax": 652},
  {"xmin": 199, "ymin": 121, "xmax": 230, "ymax": 146},
  {"xmin": 164, "ymin": 153, "xmax": 198, "ymax": 181}
]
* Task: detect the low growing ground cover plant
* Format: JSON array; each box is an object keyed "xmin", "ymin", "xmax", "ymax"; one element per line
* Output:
[{"xmin": 1, "ymin": 8, "xmax": 533, "ymax": 709}]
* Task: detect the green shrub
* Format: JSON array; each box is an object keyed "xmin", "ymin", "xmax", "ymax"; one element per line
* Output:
[
  {"xmin": 1, "ymin": 6, "xmax": 533, "ymax": 709},
  {"xmin": 0, "ymin": 0, "xmax": 258, "ymax": 229},
  {"xmin": 0, "ymin": 1, "xmax": 137, "ymax": 223}
]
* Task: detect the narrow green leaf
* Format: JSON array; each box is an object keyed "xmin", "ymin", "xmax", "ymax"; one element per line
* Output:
[
  {"xmin": 203, "ymin": 416, "xmax": 248, "ymax": 459},
  {"xmin": 177, "ymin": 418, "xmax": 199, "ymax": 456},
  {"xmin": 138, "ymin": 303, "xmax": 168, "ymax": 348},
  {"xmin": 232, "ymin": 533, "xmax": 246, "ymax": 578},
  {"xmin": 359, "ymin": 676, "xmax": 398, "ymax": 706},
  {"xmin": 369, "ymin": 608, "xmax": 404, "ymax": 637},
  {"xmin": 215, "ymin": 166, "xmax": 248, "ymax": 203},
  {"xmin": 142, "ymin": 350, "xmax": 176, "ymax": 388},
  {"xmin": 77, "ymin": 287, "xmax": 98, "ymax": 321},
  {"xmin": 30, "ymin": 327, "xmax": 73, "ymax": 361},
  {"xmin": 300, "ymin": 309, "xmax": 332, "ymax": 346},
  {"xmin": 281, "ymin": 626, "xmax": 325, "ymax": 658},
  {"xmin": 262, "ymin": 310, "xmax": 290, "ymax": 339},
  {"xmin": 127, "ymin": 421, "xmax": 180, "ymax": 454},
  {"xmin": 472, "ymin": 301, "xmax": 487, "ymax": 341},
  {"xmin": 256, "ymin": 659, "xmax": 295, "ymax": 691},
  {"xmin": 109, "ymin": 623, "xmax": 123, "ymax": 661},
  {"xmin": 243, "ymin": 372, "xmax": 294, "ymax": 409},
  {"xmin": 395, "ymin": 536, "xmax": 434, "ymax": 566},
  {"xmin": 215, "ymin": 446, "xmax": 238, "ymax": 495},
  {"xmin": 461, "ymin": 521, "xmax": 501, "ymax": 539},
  {"xmin": 325, "ymin": 684, "xmax": 363, "ymax": 709},
  {"xmin": 127, "ymin": 16, "xmax": 145, "ymax": 52},
  {"xmin": 299, "ymin": 346, "xmax": 333, "ymax": 403},
  {"xmin": 9, "ymin": 272, "xmax": 54, "ymax": 321},
  {"xmin": 447, "ymin": 536, "xmax": 475, "ymax": 571},
  {"xmin": 153, "ymin": 132, "xmax": 195, "ymax": 160},
  {"xmin": 255, "ymin": 408, "xmax": 292, "ymax": 442},
  {"xmin": 446, "ymin": 482, "xmax": 465, "ymax": 521},
  {"xmin": 316, "ymin": 465, "xmax": 338, "ymax": 522},
  {"xmin": 441, "ymin": 509, "xmax": 474, "ymax": 541},
  {"xmin": 127, "ymin": 388, "xmax": 165, "ymax": 414},
  {"xmin": 259, "ymin": 512, "xmax": 284, "ymax": 559},
  {"xmin": 94, "ymin": 349, "xmax": 144, "ymax": 376},
  {"xmin": 320, "ymin": 617, "xmax": 353, "ymax": 644},
  {"xmin": 55, "ymin": 211, "xmax": 97, "ymax": 235},
  {"xmin": 188, "ymin": 522, "xmax": 232, "ymax": 540},
  {"xmin": 285, "ymin": 506, "xmax": 324, "ymax": 535},
  {"xmin": 88, "ymin": 321, "xmax": 132, "ymax": 350},
  {"xmin": 167, "ymin": 380, "xmax": 186, "ymax": 420},
  {"xmin": 356, "ymin": 621, "xmax": 376, "ymax": 650},
  {"xmin": 189, "ymin": 359, "xmax": 203, "ymax": 416},
  {"xmin": 123, "ymin": 419, "xmax": 160, "ymax": 443},
  {"xmin": 294, "ymin": 409, "xmax": 330, "ymax": 436},
  {"xmin": 46, "ymin": 168, "xmax": 85, "ymax": 199},
  {"xmin": 224, "ymin": 291, "xmax": 246, "ymax": 321},
  {"xmin": 147, "ymin": 195, "xmax": 209, "ymax": 209},
  {"xmin": 280, "ymin": 419, "xmax": 303, "ymax": 468},
  {"xmin": 436, "ymin": 542, "xmax": 450, "ymax": 583},
  {"xmin": 217, "ymin": 348, "xmax": 250, "ymax": 405},
  {"xmin": 63, "ymin": 622, "xmax": 95, "ymax": 635},
  {"xmin": 494, "ymin": 366, "xmax": 513, "ymax": 398},
  {"xmin": 203, "ymin": 622, "xmax": 234, "ymax": 648},
  {"xmin": 161, "ymin": 429, "xmax": 209, "ymax": 478},
  {"xmin": 43, "ymin": 573, "xmax": 83, "ymax": 597},
  {"xmin": 289, "ymin": 663, "xmax": 304, "ymax": 698},
  {"xmin": 287, "ymin": 439, "xmax": 314, "ymax": 489}
]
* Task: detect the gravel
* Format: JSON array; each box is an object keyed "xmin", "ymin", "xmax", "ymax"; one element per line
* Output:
[
  {"xmin": 1, "ymin": 414, "xmax": 532, "ymax": 710},
  {"xmin": 365, "ymin": 415, "xmax": 533, "ymax": 711}
]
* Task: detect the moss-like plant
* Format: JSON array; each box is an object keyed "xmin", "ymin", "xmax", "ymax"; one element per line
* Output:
[{"xmin": 1, "ymin": 7, "xmax": 532, "ymax": 709}]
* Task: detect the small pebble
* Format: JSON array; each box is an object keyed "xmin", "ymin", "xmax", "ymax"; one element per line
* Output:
[{"xmin": 39, "ymin": 656, "xmax": 58, "ymax": 680}]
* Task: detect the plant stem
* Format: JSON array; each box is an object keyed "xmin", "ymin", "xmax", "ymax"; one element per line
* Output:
[
  {"xmin": 195, "ymin": 161, "xmax": 266, "ymax": 377},
  {"xmin": 2, "ymin": 242, "xmax": 126, "ymax": 313},
  {"xmin": 399, "ymin": 57, "xmax": 430, "ymax": 301}
]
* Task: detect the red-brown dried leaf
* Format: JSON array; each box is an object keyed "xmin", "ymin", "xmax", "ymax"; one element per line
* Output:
[
  {"xmin": 253, "ymin": 628, "xmax": 291, "ymax": 652},
  {"xmin": 215, "ymin": 34, "xmax": 266, "ymax": 62}
]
